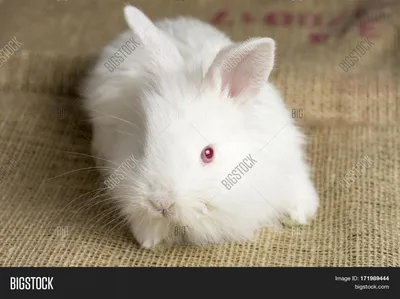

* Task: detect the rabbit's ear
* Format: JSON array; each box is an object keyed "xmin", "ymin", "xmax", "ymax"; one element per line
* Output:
[
  {"xmin": 205, "ymin": 38, "xmax": 275, "ymax": 100},
  {"xmin": 123, "ymin": 5, "xmax": 183, "ymax": 68}
]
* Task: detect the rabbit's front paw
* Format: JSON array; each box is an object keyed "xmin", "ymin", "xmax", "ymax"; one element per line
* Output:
[
  {"xmin": 131, "ymin": 223, "xmax": 165, "ymax": 250},
  {"xmin": 135, "ymin": 231, "xmax": 164, "ymax": 250},
  {"xmin": 287, "ymin": 180, "xmax": 319, "ymax": 225}
]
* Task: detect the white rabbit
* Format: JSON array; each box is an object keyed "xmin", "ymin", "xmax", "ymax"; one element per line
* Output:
[{"xmin": 81, "ymin": 5, "xmax": 319, "ymax": 249}]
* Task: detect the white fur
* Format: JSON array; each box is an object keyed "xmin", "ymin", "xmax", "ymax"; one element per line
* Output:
[{"xmin": 81, "ymin": 5, "xmax": 319, "ymax": 249}]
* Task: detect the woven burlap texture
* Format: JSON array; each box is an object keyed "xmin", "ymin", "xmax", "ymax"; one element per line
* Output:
[{"xmin": 0, "ymin": 0, "xmax": 399, "ymax": 266}]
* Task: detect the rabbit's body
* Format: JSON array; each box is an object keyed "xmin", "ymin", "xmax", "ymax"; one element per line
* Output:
[{"xmin": 82, "ymin": 5, "xmax": 319, "ymax": 249}]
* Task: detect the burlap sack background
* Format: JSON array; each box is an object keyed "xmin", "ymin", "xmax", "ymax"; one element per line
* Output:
[{"xmin": 0, "ymin": 0, "xmax": 399, "ymax": 266}]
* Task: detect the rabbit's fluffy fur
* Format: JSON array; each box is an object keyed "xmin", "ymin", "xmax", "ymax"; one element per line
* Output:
[{"xmin": 81, "ymin": 5, "xmax": 319, "ymax": 249}]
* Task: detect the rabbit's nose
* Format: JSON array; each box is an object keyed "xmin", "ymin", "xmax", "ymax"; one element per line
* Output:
[
  {"xmin": 149, "ymin": 192, "xmax": 175, "ymax": 217},
  {"xmin": 160, "ymin": 208, "xmax": 169, "ymax": 217}
]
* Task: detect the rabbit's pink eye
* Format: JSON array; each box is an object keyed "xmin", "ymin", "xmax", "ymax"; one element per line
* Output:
[{"xmin": 201, "ymin": 146, "xmax": 214, "ymax": 163}]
